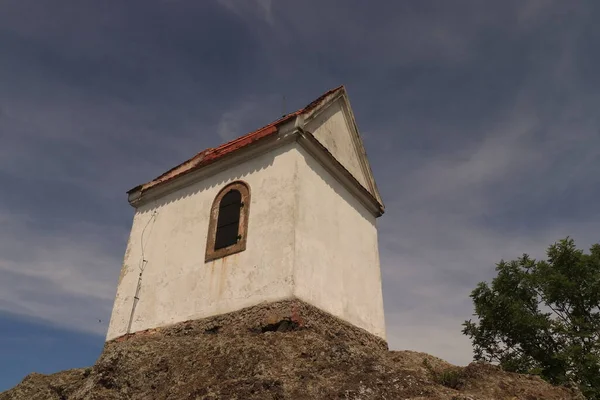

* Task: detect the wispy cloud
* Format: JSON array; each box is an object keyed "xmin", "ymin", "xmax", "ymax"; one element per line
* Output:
[
  {"xmin": 217, "ymin": 0, "xmax": 274, "ymax": 25},
  {"xmin": 216, "ymin": 95, "xmax": 285, "ymax": 141},
  {"xmin": 376, "ymin": 56, "xmax": 600, "ymax": 364},
  {"xmin": 0, "ymin": 211, "xmax": 125, "ymax": 335},
  {"xmin": 218, "ymin": 99, "xmax": 266, "ymax": 141},
  {"xmin": 1, "ymin": 0, "xmax": 599, "ymax": 369}
]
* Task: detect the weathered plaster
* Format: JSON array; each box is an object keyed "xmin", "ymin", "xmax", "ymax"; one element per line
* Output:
[
  {"xmin": 292, "ymin": 145, "xmax": 386, "ymax": 339},
  {"xmin": 108, "ymin": 135, "xmax": 385, "ymax": 342},
  {"xmin": 106, "ymin": 144, "xmax": 298, "ymax": 341}
]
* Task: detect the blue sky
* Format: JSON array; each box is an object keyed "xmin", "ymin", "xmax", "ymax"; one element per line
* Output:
[{"xmin": 1, "ymin": 0, "xmax": 599, "ymax": 391}]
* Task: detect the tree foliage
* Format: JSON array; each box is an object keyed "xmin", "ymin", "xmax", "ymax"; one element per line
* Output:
[{"xmin": 463, "ymin": 238, "xmax": 600, "ymax": 399}]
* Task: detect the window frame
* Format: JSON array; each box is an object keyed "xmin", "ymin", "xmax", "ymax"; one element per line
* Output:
[{"xmin": 205, "ymin": 181, "xmax": 251, "ymax": 262}]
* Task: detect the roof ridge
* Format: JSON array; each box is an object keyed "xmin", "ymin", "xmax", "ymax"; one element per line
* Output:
[{"xmin": 128, "ymin": 86, "xmax": 345, "ymax": 198}]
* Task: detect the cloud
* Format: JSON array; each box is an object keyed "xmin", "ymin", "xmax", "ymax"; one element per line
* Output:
[
  {"xmin": 369, "ymin": 13, "xmax": 600, "ymax": 362},
  {"xmin": 217, "ymin": 0, "xmax": 274, "ymax": 25},
  {"xmin": 217, "ymin": 99, "xmax": 264, "ymax": 141},
  {"xmin": 380, "ymin": 212, "xmax": 598, "ymax": 365},
  {"xmin": 0, "ymin": 211, "xmax": 126, "ymax": 335},
  {"xmin": 1, "ymin": 0, "xmax": 599, "ymax": 368},
  {"xmin": 217, "ymin": 95, "xmax": 285, "ymax": 141},
  {"xmin": 376, "ymin": 70, "xmax": 600, "ymax": 365}
]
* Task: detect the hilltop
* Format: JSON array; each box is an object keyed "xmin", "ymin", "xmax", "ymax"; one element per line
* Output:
[{"xmin": 0, "ymin": 301, "xmax": 583, "ymax": 400}]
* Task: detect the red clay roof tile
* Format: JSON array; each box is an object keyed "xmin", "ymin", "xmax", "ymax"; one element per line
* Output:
[{"xmin": 130, "ymin": 86, "xmax": 344, "ymax": 195}]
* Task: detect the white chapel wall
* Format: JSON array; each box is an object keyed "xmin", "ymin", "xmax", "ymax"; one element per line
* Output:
[
  {"xmin": 291, "ymin": 145, "xmax": 387, "ymax": 340},
  {"xmin": 106, "ymin": 143, "xmax": 298, "ymax": 340}
]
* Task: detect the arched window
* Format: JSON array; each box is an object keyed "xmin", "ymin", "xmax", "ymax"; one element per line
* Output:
[
  {"xmin": 215, "ymin": 189, "xmax": 242, "ymax": 249},
  {"xmin": 205, "ymin": 181, "xmax": 250, "ymax": 262}
]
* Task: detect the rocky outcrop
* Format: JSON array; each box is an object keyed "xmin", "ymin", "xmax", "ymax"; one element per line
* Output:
[{"xmin": 0, "ymin": 300, "xmax": 583, "ymax": 399}]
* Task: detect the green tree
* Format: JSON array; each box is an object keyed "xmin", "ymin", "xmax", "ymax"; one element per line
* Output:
[{"xmin": 463, "ymin": 238, "xmax": 600, "ymax": 399}]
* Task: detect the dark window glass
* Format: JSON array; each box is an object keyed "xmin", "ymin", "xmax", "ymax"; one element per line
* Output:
[{"xmin": 214, "ymin": 190, "xmax": 241, "ymax": 249}]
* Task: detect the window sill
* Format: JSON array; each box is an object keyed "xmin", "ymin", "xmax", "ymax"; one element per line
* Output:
[{"xmin": 205, "ymin": 242, "xmax": 246, "ymax": 263}]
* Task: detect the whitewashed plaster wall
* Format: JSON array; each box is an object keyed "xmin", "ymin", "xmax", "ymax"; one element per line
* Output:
[
  {"xmin": 106, "ymin": 143, "xmax": 298, "ymax": 340},
  {"xmin": 107, "ymin": 141, "xmax": 385, "ymax": 341},
  {"xmin": 292, "ymin": 145, "xmax": 386, "ymax": 339},
  {"xmin": 305, "ymin": 99, "xmax": 369, "ymax": 189}
]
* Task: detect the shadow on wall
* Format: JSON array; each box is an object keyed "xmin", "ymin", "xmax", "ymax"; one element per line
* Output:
[
  {"xmin": 134, "ymin": 143, "xmax": 282, "ymax": 217},
  {"xmin": 298, "ymin": 145, "xmax": 377, "ymax": 227}
]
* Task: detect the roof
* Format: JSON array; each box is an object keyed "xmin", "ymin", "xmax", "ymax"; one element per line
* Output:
[{"xmin": 129, "ymin": 85, "xmax": 344, "ymax": 195}]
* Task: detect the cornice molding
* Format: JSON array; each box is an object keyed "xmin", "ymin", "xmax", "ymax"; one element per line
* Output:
[{"xmin": 128, "ymin": 126, "xmax": 384, "ymax": 217}]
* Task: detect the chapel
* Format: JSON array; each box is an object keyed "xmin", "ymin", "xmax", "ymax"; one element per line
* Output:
[{"xmin": 106, "ymin": 86, "xmax": 386, "ymax": 342}]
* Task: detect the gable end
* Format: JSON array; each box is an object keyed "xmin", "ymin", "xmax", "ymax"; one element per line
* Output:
[{"xmin": 301, "ymin": 90, "xmax": 383, "ymax": 206}]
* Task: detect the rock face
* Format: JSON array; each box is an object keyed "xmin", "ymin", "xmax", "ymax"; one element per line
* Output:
[{"xmin": 0, "ymin": 300, "xmax": 584, "ymax": 400}]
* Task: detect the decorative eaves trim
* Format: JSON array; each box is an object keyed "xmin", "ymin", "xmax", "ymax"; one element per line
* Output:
[
  {"xmin": 296, "ymin": 128, "xmax": 384, "ymax": 217},
  {"xmin": 128, "ymin": 126, "xmax": 384, "ymax": 217},
  {"xmin": 127, "ymin": 128, "xmax": 298, "ymax": 208}
]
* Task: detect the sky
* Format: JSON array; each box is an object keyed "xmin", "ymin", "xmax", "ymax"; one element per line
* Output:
[{"xmin": 1, "ymin": 0, "xmax": 599, "ymax": 391}]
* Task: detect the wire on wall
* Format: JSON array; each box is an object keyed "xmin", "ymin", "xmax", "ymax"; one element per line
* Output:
[{"xmin": 126, "ymin": 209, "xmax": 158, "ymax": 335}]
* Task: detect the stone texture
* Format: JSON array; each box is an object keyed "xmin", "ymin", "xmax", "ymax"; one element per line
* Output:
[{"xmin": 0, "ymin": 300, "xmax": 583, "ymax": 400}]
